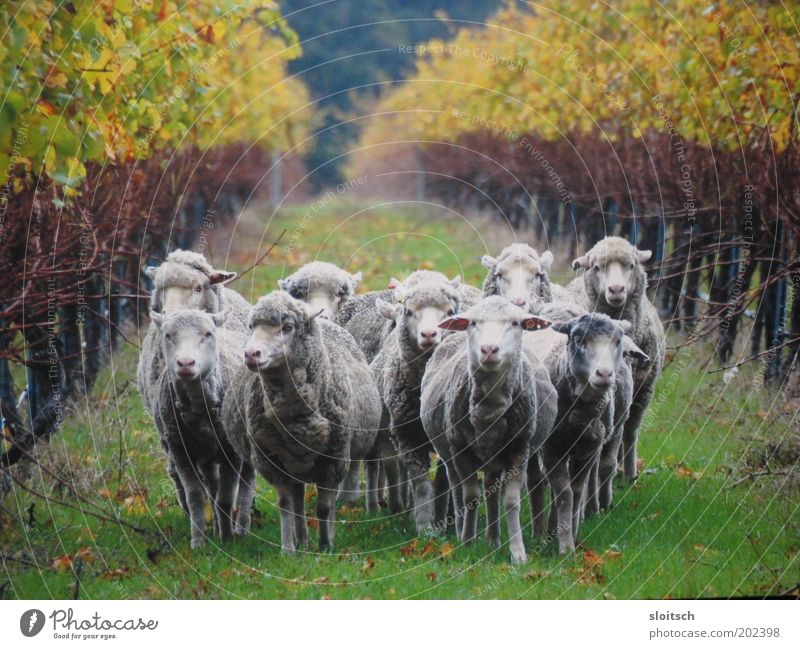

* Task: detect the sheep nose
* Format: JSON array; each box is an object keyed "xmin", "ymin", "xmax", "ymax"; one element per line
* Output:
[
  {"xmin": 595, "ymin": 367, "xmax": 613, "ymax": 380},
  {"xmin": 511, "ymin": 298, "xmax": 526, "ymax": 307},
  {"xmin": 608, "ymin": 284, "xmax": 625, "ymax": 295},
  {"xmin": 244, "ymin": 349, "xmax": 261, "ymax": 362},
  {"xmin": 176, "ymin": 357, "xmax": 196, "ymax": 368},
  {"xmin": 481, "ymin": 344, "xmax": 500, "ymax": 356},
  {"xmin": 420, "ymin": 329, "xmax": 438, "ymax": 342}
]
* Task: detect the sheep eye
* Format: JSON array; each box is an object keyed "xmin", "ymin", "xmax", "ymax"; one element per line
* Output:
[
  {"xmin": 446, "ymin": 309, "xmax": 455, "ymax": 317},
  {"xmin": 205, "ymin": 331, "xmax": 213, "ymax": 339},
  {"xmin": 164, "ymin": 333, "xmax": 172, "ymax": 341},
  {"xmin": 512, "ymin": 321, "xmax": 520, "ymax": 327},
  {"xmin": 282, "ymin": 323, "xmax": 294, "ymax": 333},
  {"xmin": 593, "ymin": 265, "xmax": 601, "ymax": 271},
  {"xmin": 194, "ymin": 285, "xmax": 203, "ymax": 293},
  {"xmin": 405, "ymin": 309, "xmax": 413, "ymax": 318},
  {"xmin": 469, "ymin": 322, "xmax": 476, "ymax": 328}
]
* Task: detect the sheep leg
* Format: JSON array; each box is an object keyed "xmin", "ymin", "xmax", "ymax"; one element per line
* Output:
[
  {"xmin": 214, "ymin": 461, "xmax": 239, "ymax": 543},
  {"xmin": 443, "ymin": 459, "xmax": 465, "ymax": 538},
  {"xmin": 316, "ymin": 486, "xmax": 337, "ymax": 552},
  {"xmin": 365, "ymin": 456, "xmax": 380, "ymax": 513},
  {"xmin": 405, "ymin": 452, "xmax": 435, "ymax": 534},
  {"xmin": 338, "ymin": 460, "xmax": 361, "ymax": 505},
  {"xmin": 173, "ymin": 458, "xmax": 208, "ymax": 549},
  {"xmin": 377, "ymin": 462, "xmax": 388, "ymax": 507},
  {"xmin": 383, "ymin": 456, "xmax": 405, "ymax": 513},
  {"xmin": 527, "ymin": 454, "xmax": 547, "ymax": 540},
  {"xmin": 276, "ymin": 483, "xmax": 296, "ymax": 555},
  {"xmin": 459, "ymin": 473, "xmax": 481, "ymax": 544},
  {"xmin": 504, "ymin": 464, "xmax": 527, "ymax": 564},
  {"xmin": 432, "ymin": 458, "xmax": 450, "ymax": 534},
  {"xmin": 290, "ymin": 481, "xmax": 308, "ymax": 549},
  {"xmin": 598, "ymin": 433, "xmax": 623, "ymax": 511},
  {"xmin": 543, "ymin": 451, "xmax": 574, "ymax": 554},
  {"xmin": 168, "ymin": 460, "xmax": 189, "ymax": 516},
  {"xmin": 198, "ymin": 463, "xmax": 219, "ymax": 536},
  {"xmin": 585, "ymin": 458, "xmax": 600, "ymax": 517},
  {"xmin": 570, "ymin": 453, "xmax": 598, "ymax": 540},
  {"xmin": 622, "ymin": 400, "xmax": 646, "ymax": 482},
  {"xmin": 234, "ymin": 461, "xmax": 256, "ymax": 535},
  {"xmin": 484, "ymin": 470, "xmax": 502, "ymax": 550}
]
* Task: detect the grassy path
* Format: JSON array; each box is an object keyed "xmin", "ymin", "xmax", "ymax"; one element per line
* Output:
[{"xmin": 1, "ymin": 203, "xmax": 797, "ymax": 599}]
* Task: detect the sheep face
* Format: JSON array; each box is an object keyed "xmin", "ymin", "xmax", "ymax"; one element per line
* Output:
[
  {"xmin": 482, "ymin": 245, "xmax": 553, "ymax": 310},
  {"xmin": 279, "ymin": 262, "xmax": 362, "ymax": 320},
  {"xmin": 552, "ymin": 313, "xmax": 627, "ymax": 394},
  {"xmin": 151, "ymin": 310, "xmax": 224, "ymax": 382},
  {"xmin": 572, "ymin": 237, "xmax": 651, "ymax": 308},
  {"xmin": 439, "ymin": 296, "xmax": 551, "ymax": 370},
  {"xmin": 380, "ymin": 281, "xmax": 460, "ymax": 353},
  {"xmin": 243, "ymin": 292, "xmax": 320, "ymax": 371},
  {"xmin": 145, "ymin": 261, "xmax": 235, "ymax": 313}
]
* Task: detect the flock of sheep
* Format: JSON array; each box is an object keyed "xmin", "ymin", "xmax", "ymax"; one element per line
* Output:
[{"xmin": 136, "ymin": 236, "xmax": 665, "ymax": 562}]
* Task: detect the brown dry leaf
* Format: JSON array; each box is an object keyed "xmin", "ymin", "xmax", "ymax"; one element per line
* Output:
[
  {"xmin": 399, "ymin": 539, "xmax": 418, "ymax": 557},
  {"xmin": 313, "ymin": 576, "xmax": 330, "ymax": 585},
  {"xmin": 320, "ymin": 594, "xmax": 332, "ymax": 600},
  {"xmin": 74, "ymin": 547, "xmax": 94, "ymax": 563},
  {"xmin": 583, "ymin": 550, "xmax": 604, "ymax": 570},
  {"xmin": 218, "ymin": 569, "xmax": 232, "ymax": 579},
  {"xmin": 426, "ymin": 571, "xmax": 438, "ymax": 581},
  {"xmin": 524, "ymin": 570, "xmax": 547, "ymax": 581},
  {"xmin": 51, "ymin": 554, "xmax": 73, "ymax": 571},
  {"xmin": 636, "ymin": 458, "xmax": 645, "ymax": 474},
  {"xmin": 756, "ymin": 409, "xmax": 769, "ymax": 420},
  {"xmin": 101, "ymin": 567, "xmax": 130, "ymax": 580},
  {"xmin": 605, "ymin": 550, "xmax": 623, "ymax": 560},
  {"xmin": 361, "ymin": 557, "xmax": 375, "ymax": 573},
  {"xmin": 420, "ymin": 539, "xmax": 437, "ymax": 556},
  {"xmin": 439, "ymin": 543, "xmax": 455, "ymax": 560},
  {"xmin": 123, "ymin": 494, "xmax": 147, "ymax": 514},
  {"xmin": 307, "ymin": 517, "xmax": 319, "ymax": 530},
  {"xmin": 305, "ymin": 485, "xmax": 318, "ymax": 502}
]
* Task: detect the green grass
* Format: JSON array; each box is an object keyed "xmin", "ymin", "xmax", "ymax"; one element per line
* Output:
[{"xmin": 1, "ymin": 202, "xmax": 797, "ymax": 599}]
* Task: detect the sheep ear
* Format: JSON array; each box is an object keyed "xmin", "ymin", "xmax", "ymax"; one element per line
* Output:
[
  {"xmin": 539, "ymin": 250, "xmax": 554, "ymax": 272},
  {"xmin": 393, "ymin": 285, "xmax": 406, "ymax": 303},
  {"xmin": 144, "ymin": 266, "xmax": 158, "ymax": 280},
  {"xmin": 387, "ymin": 277, "xmax": 402, "ymax": 289},
  {"xmin": 351, "ymin": 271, "xmax": 363, "ymax": 286},
  {"xmin": 521, "ymin": 316, "xmax": 551, "ymax": 331},
  {"xmin": 376, "ymin": 298, "xmax": 401, "ymax": 321},
  {"xmin": 209, "ymin": 271, "xmax": 236, "ymax": 285},
  {"xmin": 636, "ymin": 249, "xmax": 653, "ymax": 263},
  {"xmin": 438, "ymin": 316, "xmax": 470, "ymax": 331},
  {"xmin": 572, "ymin": 255, "xmax": 589, "ymax": 271},
  {"xmin": 550, "ymin": 319, "xmax": 575, "ymax": 336},
  {"xmin": 617, "ymin": 319, "xmax": 632, "ymax": 334},
  {"xmin": 278, "ymin": 278, "xmax": 291, "ymax": 291},
  {"xmin": 212, "ymin": 312, "xmax": 225, "ymax": 328},
  {"xmin": 450, "ymin": 275, "xmax": 462, "ymax": 288},
  {"xmin": 149, "ymin": 311, "xmax": 163, "ymax": 327},
  {"xmin": 480, "ymin": 255, "xmax": 497, "ymax": 270},
  {"xmin": 623, "ymin": 336, "xmax": 649, "ymax": 363}
]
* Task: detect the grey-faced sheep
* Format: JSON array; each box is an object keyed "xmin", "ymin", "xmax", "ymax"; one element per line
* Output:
[
  {"xmin": 149, "ymin": 309, "xmax": 252, "ymax": 548},
  {"xmin": 420, "ymin": 296, "xmax": 554, "ymax": 563},
  {"xmin": 481, "ymin": 244, "xmax": 571, "ymax": 312},
  {"xmin": 567, "ymin": 236, "xmax": 666, "ymax": 481},
  {"xmin": 370, "ymin": 271, "xmax": 462, "ymax": 533},
  {"xmin": 221, "ymin": 291, "xmax": 381, "ymax": 553},
  {"xmin": 526, "ymin": 311, "xmax": 646, "ymax": 554}
]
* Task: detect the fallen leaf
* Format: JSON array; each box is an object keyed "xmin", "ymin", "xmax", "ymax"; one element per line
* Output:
[
  {"xmin": 439, "ymin": 543, "xmax": 455, "ymax": 560},
  {"xmin": 313, "ymin": 576, "xmax": 329, "ymax": 585},
  {"xmin": 426, "ymin": 571, "xmax": 437, "ymax": 581},
  {"xmin": 52, "ymin": 554, "xmax": 73, "ymax": 571},
  {"xmin": 307, "ymin": 517, "xmax": 319, "ymax": 530},
  {"xmin": 101, "ymin": 567, "xmax": 130, "ymax": 580},
  {"xmin": 399, "ymin": 539, "xmax": 418, "ymax": 557},
  {"xmin": 361, "ymin": 557, "xmax": 375, "ymax": 572}
]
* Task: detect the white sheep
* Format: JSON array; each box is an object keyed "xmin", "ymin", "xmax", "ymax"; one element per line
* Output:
[
  {"xmin": 420, "ymin": 296, "xmax": 554, "ymax": 563},
  {"xmin": 222, "ymin": 291, "xmax": 381, "ymax": 553},
  {"xmin": 149, "ymin": 309, "xmax": 252, "ymax": 548}
]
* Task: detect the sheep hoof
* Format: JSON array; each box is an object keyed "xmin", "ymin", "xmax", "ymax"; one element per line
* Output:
[
  {"xmin": 510, "ymin": 550, "xmax": 528, "ymax": 565},
  {"xmin": 190, "ymin": 538, "xmax": 205, "ymax": 549},
  {"xmin": 281, "ymin": 546, "xmax": 296, "ymax": 557}
]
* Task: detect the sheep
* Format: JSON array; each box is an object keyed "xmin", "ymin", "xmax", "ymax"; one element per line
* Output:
[
  {"xmin": 525, "ymin": 311, "xmax": 647, "ymax": 554},
  {"xmin": 278, "ymin": 260, "xmax": 362, "ymax": 321},
  {"xmin": 370, "ymin": 271, "xmax": 462, "ymax": 532},
  {"xmin": 137, "ymin": 251, "xmax": 251, "ymax": 516},
  {"xmin": 420, "ymin": 296, "xmax": 554, "ymax": 563},
  {"xmin": 138, "ymin": 250, "xmax": 250, "ymax": 409},
  {"xmin": 221, "ymin": 291, "xmax": 381, "ymax": 554},
  {"xmin": 278, "ymin": 261, "xmax": 383, "ymax": 507},
  {"xmin": 481, "ymin": 243, "xmax": 571, "ymax": 312},
  {"xmin": 149, "ymin": 309, "xmax": 253, "ymax": 548},
  {"xmin": 568, "ymin": 236, "xmax": 666, "ymax": 481}
]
